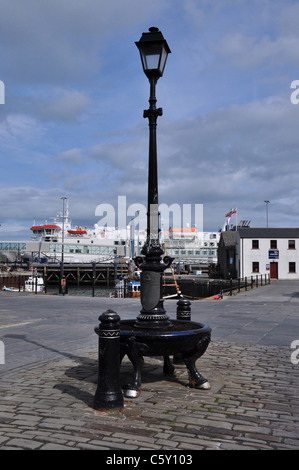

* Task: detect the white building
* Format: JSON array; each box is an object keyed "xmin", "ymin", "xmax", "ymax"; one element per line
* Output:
[{"xmin": 236, "ymin": 228, "xmax": 299, "ymax": 280}]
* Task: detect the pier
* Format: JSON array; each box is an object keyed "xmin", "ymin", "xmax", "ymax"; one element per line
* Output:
[
  {"xmin": 0, "ymin": 261, "xmax": 129, "ymax": 288},
  {"xmin": 42, "ymin": 263, "xmax": 125, "ymax": 287}
]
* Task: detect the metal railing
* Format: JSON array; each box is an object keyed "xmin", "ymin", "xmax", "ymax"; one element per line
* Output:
[
  {"xmin": 219, "ymin": 274, "xmax": 271, "ymax": 298},
  {"xmin": 182, "ymin": 274, "xmax": 271, "ymax": 300}
]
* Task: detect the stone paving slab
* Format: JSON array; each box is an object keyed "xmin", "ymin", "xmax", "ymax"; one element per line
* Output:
[{"xmin": 0, "ymin": 339, "xmax": 298, "ymax": 451}]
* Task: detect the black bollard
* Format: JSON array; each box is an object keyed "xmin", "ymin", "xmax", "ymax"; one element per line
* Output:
[
  {"xmin": 176, "ymin": 297, "xmax": 191, "ymax": 321},
  {"xmin": 93, "ymin": 309, "xmax": 124, "ymax": 410},
  {"xmin": 173, "ymin": 298, "xmax": 191, "ymax": 364}
]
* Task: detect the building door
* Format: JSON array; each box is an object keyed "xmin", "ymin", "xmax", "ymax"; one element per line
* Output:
[{"xmin": 270, "ymin": 262, "xmax": 278, "ymax": 279}]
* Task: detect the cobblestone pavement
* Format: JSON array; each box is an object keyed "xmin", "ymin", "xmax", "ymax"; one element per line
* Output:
[
  {"xmin": 1, "ymin": 281, "xmax": 299, "ymax": 452},
  {"xmin": 0, "ymin": 339, "xmax": 298, "ymax": 450}
]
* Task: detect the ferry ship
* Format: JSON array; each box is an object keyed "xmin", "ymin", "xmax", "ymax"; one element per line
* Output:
[{"xmin": 0, "ymin": 199, "xmax": 220, "ymax": 269}]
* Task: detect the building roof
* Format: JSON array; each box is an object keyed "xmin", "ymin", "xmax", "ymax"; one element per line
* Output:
[
  {"xmin": 219, "ymin": 230, "xmax": 237, "ymax": 247},
  {"xmin": 238, "ymin": 228, "xmax": 299, "ymax": 238}
]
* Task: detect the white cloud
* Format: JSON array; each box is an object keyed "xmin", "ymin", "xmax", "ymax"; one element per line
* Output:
[
  {"xmin": 216, "ymin": 33, "xmax": 299, "ymax": 69},
  {"xmin": 0, "ymin": 114, "xmax": 45, "ymax": 153},
  {"xmin": 57, "ymin": 148, "xmax": 85, "ymax": 164},
  {"xmin": 40, "ymin": 89, "xmax": 92, "ymax": 122}
]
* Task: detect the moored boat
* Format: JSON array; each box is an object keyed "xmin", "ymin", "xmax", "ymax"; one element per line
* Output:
[
  {"xmin": 2, "ymin": 286, "xmax": 22, "ymax": 292},
  {"xmin": 24, "ymin": 276, "xmax": 45, "ymax": 293}
]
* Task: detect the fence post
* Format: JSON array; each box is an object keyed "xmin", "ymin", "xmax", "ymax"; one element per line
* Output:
[
  {"xmin": 207, "ymin": 280, "xmax": 211, "ymax": 298},
  {"xmin": 230, "ymin": 278, "xmax": 232, "ymax": 296},
  {"xmin": 44, "ymin": 267, "xmax": 48, "ymax": 294},
  {"xmin": 245, "ymin": 276, "xmax": 247, "ymax": 291},
  {"xmin": 92, "ymin": 262, "xmax": 96, "ymax": 297}
]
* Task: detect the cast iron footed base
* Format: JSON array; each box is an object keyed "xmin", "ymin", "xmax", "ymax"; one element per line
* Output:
[{"xmin": 119, "ymin": 319, "xmax": 211, "ymax": 398}]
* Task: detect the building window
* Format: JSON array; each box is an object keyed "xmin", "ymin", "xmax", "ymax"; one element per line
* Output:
[
  {"xmin": 252, "ymin": 240, "xmax": 259, "ymax": 249},
  {"xmin": 252, "ymin": 262, "xmax": 259, "ymax": 273},
  {"xmin": 288, "ymin": 240, "xmax": 296, "ymax": 250},
  {"xmin": 289, "ymin": 262, "xmax": 296, "ymax": 273},
  {"xmin": 270, "ymin": 240, "xmax": 277, "ymax": 249}
]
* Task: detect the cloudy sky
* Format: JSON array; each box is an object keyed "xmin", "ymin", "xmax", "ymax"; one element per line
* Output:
[{"xmin": 1, "ymin": 0, "xmax": 299, "ymax": 240}]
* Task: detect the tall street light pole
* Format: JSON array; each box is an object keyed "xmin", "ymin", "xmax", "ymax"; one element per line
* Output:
[
  {"xmin": 264, "ymin": 200, "xmax": 270, "ymax": 228},
  {"xmin": 60, "ymin": 196, "xmax": 67, "ymax": 292}
]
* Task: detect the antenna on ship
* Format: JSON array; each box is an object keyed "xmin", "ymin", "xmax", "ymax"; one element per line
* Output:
[{"xmin": 64, "ymin": 197, "xmax": 69, "ymax": 223}]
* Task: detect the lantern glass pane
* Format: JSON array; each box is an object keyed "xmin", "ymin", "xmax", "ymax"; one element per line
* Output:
[
  {"xmin": 145, "ymin": 53, "xmax": 160, "ymax": 70},
  {"xmin": 159, "ymin": 46, "xmax": 168, "ymax": 74}
]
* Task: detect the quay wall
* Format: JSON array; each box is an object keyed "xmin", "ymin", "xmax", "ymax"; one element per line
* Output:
[{"xmin": 1, "ymin": 265, "xmax": 269, "ymax": 298}]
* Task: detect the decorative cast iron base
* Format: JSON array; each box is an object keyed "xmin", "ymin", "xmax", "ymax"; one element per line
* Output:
[{"xmin": 119, "ymin": 320, "xmax": 211, "ymax": 398}]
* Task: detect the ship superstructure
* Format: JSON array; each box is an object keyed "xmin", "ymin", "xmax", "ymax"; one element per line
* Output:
[{"xmin": 0, "ymin": 199, "xmax": 219, "ymax": 268}]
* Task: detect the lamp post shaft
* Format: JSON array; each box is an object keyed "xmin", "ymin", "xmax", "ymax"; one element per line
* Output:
[
  {"xmin": 144, "ymin": 77, "xmax": 162, "ymax": 241},
  {"xmin": 135, "ymin": 77, "xmax": 172, "ymax": 328}
]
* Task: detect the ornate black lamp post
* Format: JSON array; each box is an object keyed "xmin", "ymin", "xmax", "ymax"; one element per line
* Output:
[
  {"xmin": 134, "ymin": 27, "xmax": 173, "ymax": 329},
  {"xmin": 94, "ymin": 28, "xmax": 212, "ymax": 407}
]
